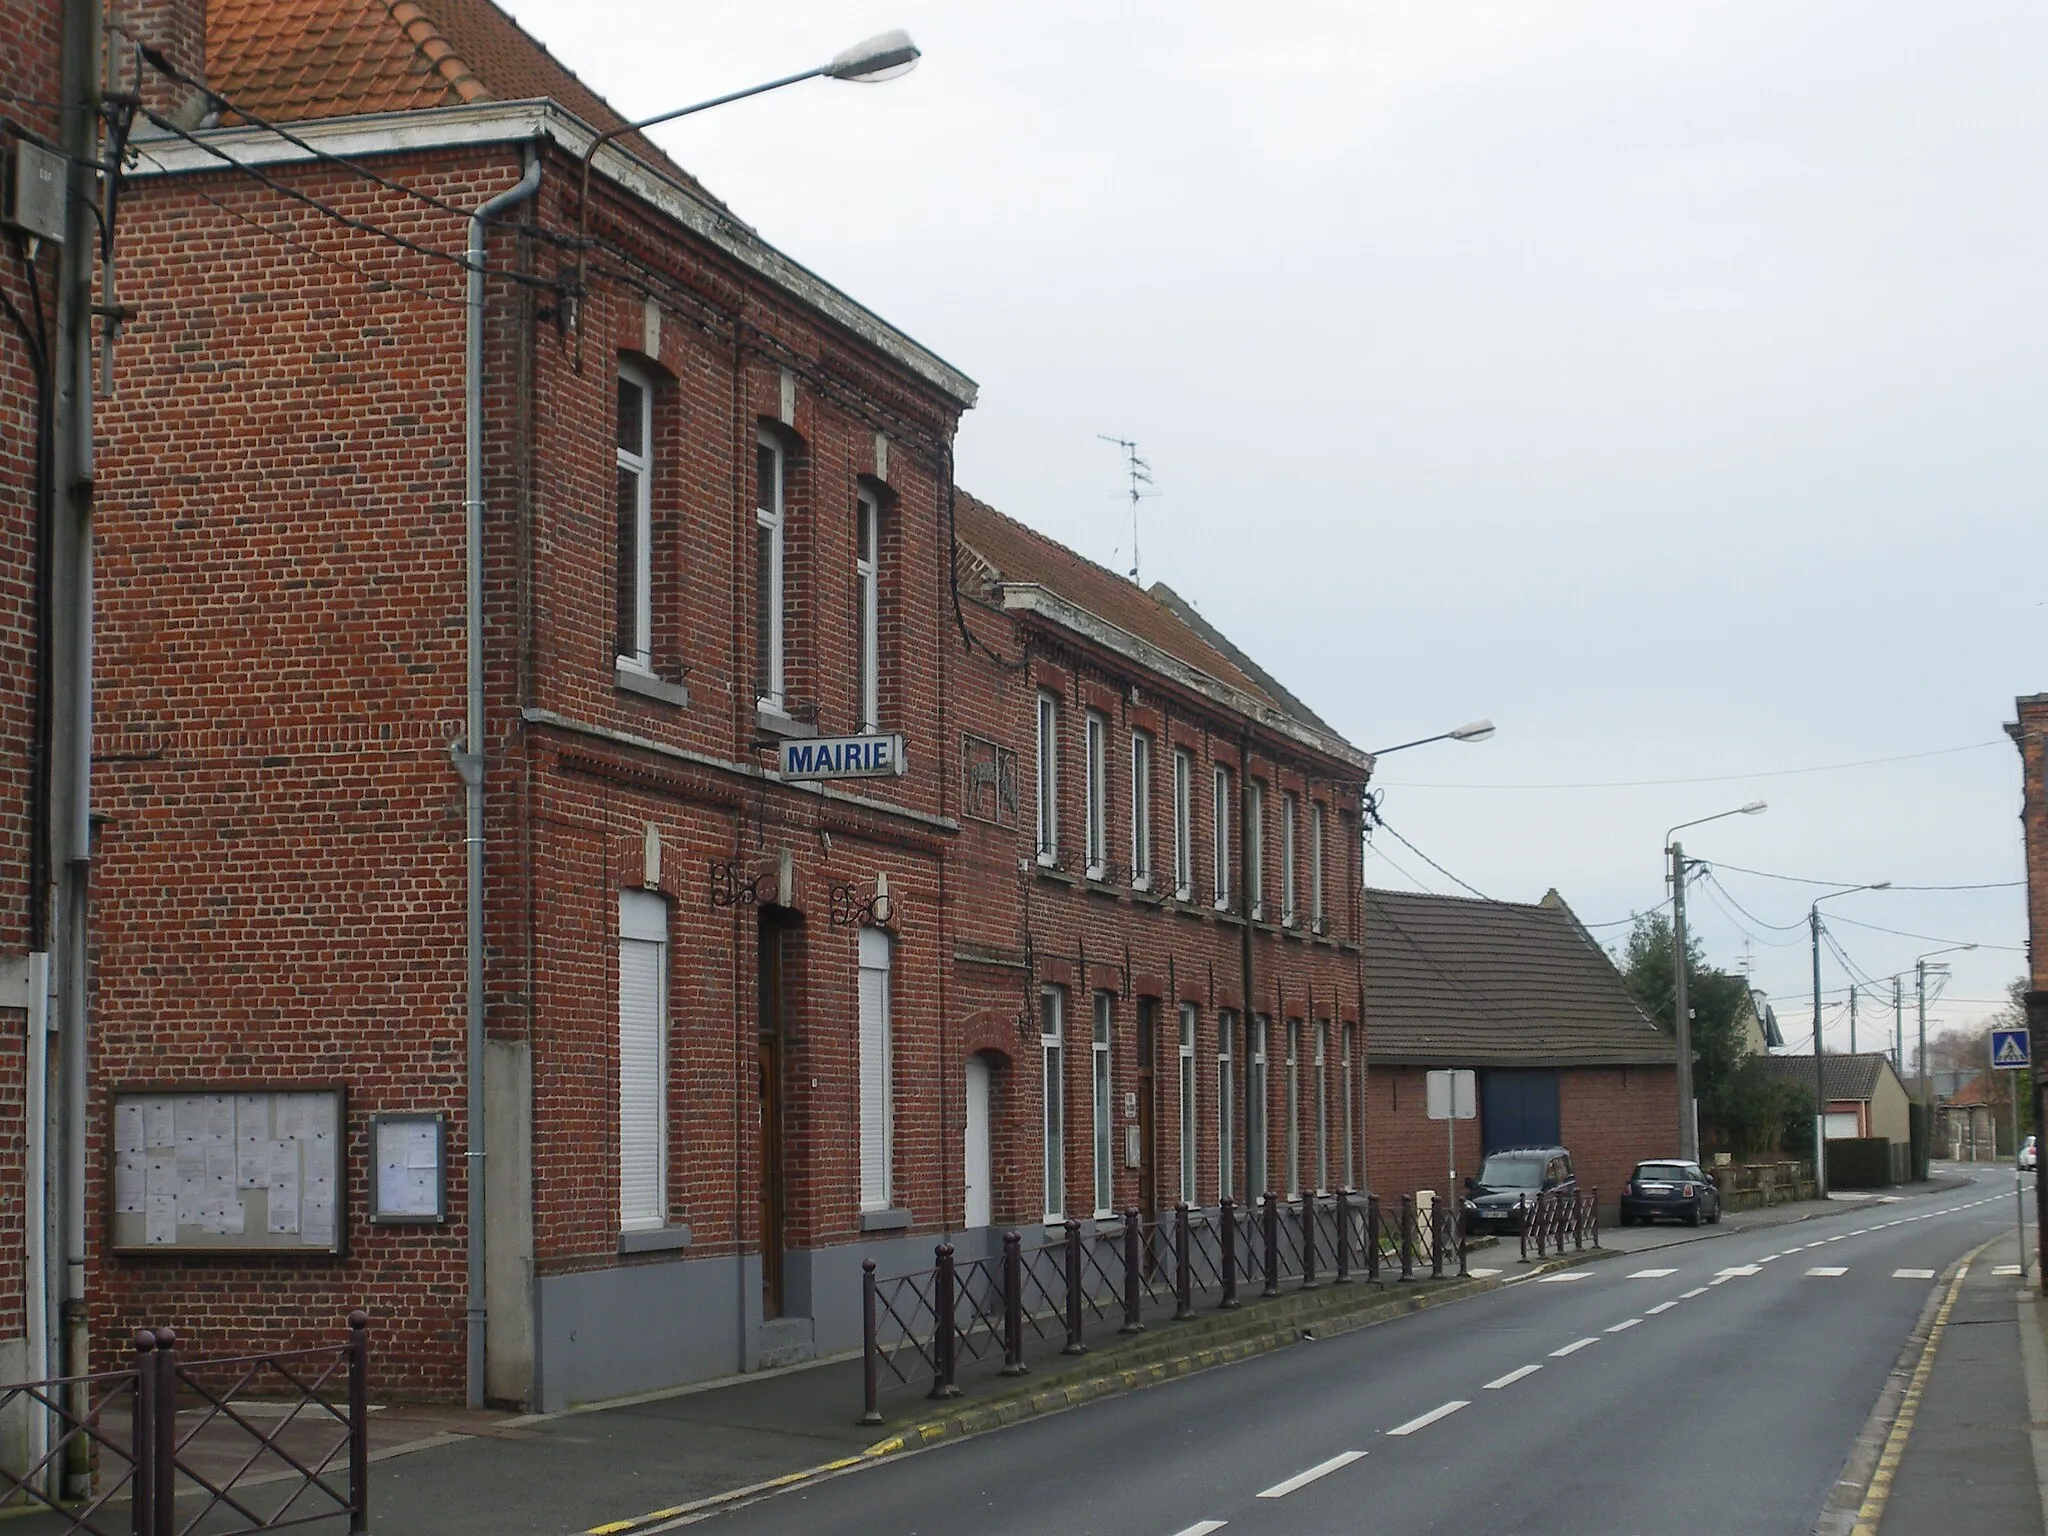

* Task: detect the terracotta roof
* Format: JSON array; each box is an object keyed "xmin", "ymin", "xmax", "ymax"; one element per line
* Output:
[
  {"xmin": 1362, "ymin": 887, "xmax": 1673, "ymax": 1068},
  {"xmin": 1755, "ymin": 1052, "xmax": 1898, "ymax": 1103},
  {"xmin": 954, "ymin": 490, "xmax": 1354, "ymax": 749},
  {"xmin": 206, "ymin": 0, "xmax": 708, "ymax": 193}
]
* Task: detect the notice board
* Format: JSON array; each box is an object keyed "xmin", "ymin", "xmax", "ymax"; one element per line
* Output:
[{"xmin": 109, "ymin": 1086, "xmax": 346, "ymax": 1257}]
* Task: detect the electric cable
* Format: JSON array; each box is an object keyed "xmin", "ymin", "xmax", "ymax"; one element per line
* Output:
[
  {"xmin": 1369, "ymin": 814, "xmax": 1490, "ymax": 901},
  {"xmin": 1377, "ymin": 739, "xmax": 2004, "ymax": 791},
  {"xmin": 1695, "ymin": 870, "xmax": 1808, "ymax": 932},
  {"xmin": 173, "ymin": 177, "xmax": 467, "ymax": 306},
  {"xmin": 1821, "ymin": 912, "xmax": 2024, "ymax": 953},
  {"xmin": 1706, "ymin": 859, "xmax": 2021, "ymax": 893}
]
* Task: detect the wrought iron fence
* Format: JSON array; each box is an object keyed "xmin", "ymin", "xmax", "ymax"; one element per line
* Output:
[
  {"xmin": 1515, "ymin": 1186, "xmax": 1601, "ymax": 1261},
  {"xmin": 859, "ymin": 1189, "xmax": 1469, "ymax": 1420},
  {"xmin": 0, "ymin": 1313, "xmax": 369, "ymax": 1536}
]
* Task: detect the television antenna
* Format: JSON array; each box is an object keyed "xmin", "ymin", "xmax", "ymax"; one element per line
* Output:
[{"xmin": 1098, "ymin": 435, "xmax": 1158, "ymax": 584}]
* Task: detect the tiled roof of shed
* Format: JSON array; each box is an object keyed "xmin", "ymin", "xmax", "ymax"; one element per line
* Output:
[
  {"xmin": 1363, "ymin": 886, "xmax": 1673, "ymax": 1068},
  {"xmin": 205, "ymin": 0, "xmax": 710, "ymax": 194},
  {"xmin": 1753, "ymin": 1052, "xmax": 1894, "ymax": 1103}
]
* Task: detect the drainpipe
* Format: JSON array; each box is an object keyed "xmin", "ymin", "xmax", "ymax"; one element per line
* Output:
[
  {"xmin": 1238, "ymin": 728, "xmax": 1254, "ymax": 1201},
  {"xmin": 461, "ymin": 147, "xmax": 541, "ymax": 1410}
]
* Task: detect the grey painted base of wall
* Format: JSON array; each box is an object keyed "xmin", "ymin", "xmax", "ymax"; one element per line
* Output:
[{"xmin": 531, "ymin": 1227, "xmax": 1002, "ymax": 1413}]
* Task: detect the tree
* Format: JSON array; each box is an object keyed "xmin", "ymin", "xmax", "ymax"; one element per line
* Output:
[{"xmin": 1926, "ymin": 979, "xmax": 2034, "ymax": 1143}]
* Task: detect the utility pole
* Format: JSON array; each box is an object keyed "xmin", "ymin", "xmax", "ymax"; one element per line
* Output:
[
  {"xmin": 1894, "ymin": 976, "xmax": 1904, "ymax": 1076},
  {"xmin": 1812, "ymin": 908, "xmax": 1827, "ymax": 1198},
  {"xmin": 1849, "ymin": 986, "xmax": 1858, "ymax": 1056},
  {"xmin": 1670, "ymin": 840, "xmax": 1697, "ymax": 1161},
  {"xmin": 1917, "ymin": 960, "xmax": 1930, "ymax": 1106}
]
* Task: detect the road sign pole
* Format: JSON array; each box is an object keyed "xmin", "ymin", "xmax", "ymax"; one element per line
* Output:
[
  {"xmin": 1991, "ymin": 1026, "xmax": 2033, "ymax": 1283},
  {"xmin": 2017, "ymin": 1087, "xmax": 2029, "ymax": 1283}
]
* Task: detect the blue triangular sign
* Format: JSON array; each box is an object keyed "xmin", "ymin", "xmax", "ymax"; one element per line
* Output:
[{"xmin": 1994, "ymin": 1032, "xmax": 2029, "ymax": 1067}]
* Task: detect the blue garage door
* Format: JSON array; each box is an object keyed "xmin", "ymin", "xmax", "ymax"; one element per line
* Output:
[{"xmin": 1482, "ymin": 1070, "xmax": 1560, "ymax": 1153}]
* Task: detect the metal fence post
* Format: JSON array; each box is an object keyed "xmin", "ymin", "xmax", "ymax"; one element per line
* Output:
[
  {"xmin": 131, "ymin": 1330, "xmax": 156, "ymax": 1536},
  {"xmin": 347, "ymin": 1310, "xmax": 370, "ymax": 1534},
  {"xmin": 1334, "ymin": 1189, "xmax": 1351, "ymax": 1284},
  {"xmin": 931, "ymin": 1243, "xmax": 962, "ymax": 1397},
  {"xmin": 1366, "ymin": 1194, "xmax": 1381, "ymax": 1282},
  {"xmin": 1398, "ymin": 1195, "xmax": 1414, "ymax": 1282},
  {"xmin": 1261, "ymin": 1193, "xmax": 1281, "ymax": 1298},
  {"xmin": 1518, "ymin": 1193, "xmax": 1528, "ymax": 1262},
  {"xmin": 1300, "ymin": 1196, "xmax": 1319, "ymax": 1289},
  {"xmin": 153, "ymin": 1328, "xmax": 177, "ymax": 1536},
  {"xmin": 1000, "ymin": 1233, "xmax": 1029, "ymax": 1376},
  {"xmin": 860, "ymin": 1260, "xmax": 884, "ymax": 1422},
  {"xmin": 1173, "ymin": 1204, "xmax": 1195, "ymax": 1321},
  {"xmin": 1456, "ymin": 1199, "xmax": 1469, "ymax": 1279},
  {"xmin": 1430, "ymin": 1203, "xmax": 1445, "ymax": 1280},
  {"xmin": 1218, "ymin": 1198, "xmax": 1240, "ymax": 1310},
  {"xmin": 1062, "ymin": 1221, "xmax": 1087, "ymax": 1354},
  {"xmin": 1591, "ymin": 1188, "xmax": 1601, "ymax": 1249},
  {"xmin": 1120, "ymin": 1210, "xmax": 1145, "ymax": 1334}
]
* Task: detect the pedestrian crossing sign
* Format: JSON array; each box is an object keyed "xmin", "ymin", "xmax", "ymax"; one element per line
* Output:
[{"xmin": 1992, "ymin": 1027, "xmax": 2030, "ymax": 1070}]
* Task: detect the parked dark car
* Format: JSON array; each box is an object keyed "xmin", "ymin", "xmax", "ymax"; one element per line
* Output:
[
  {"xmin": 1618, "ymin": 1160, "xmax": 1720, "ymax": 1227},
  {"xmin": 1463, "ymin": 1146, "xmax": 1576, "ymax": 1234}
]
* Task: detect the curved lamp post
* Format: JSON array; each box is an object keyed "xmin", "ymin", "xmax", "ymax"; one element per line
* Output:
[
  {"xmin": 1370, "ymin": 718, "xmax": 1496, "ymax": 757},
  {"xmin": 1664, "ymin": 801, "xmax": 1767, "ymax": 1160},
  {"xmin": 1811, "ymin": 882, "xmax": 1892, "ymax": 1196}
]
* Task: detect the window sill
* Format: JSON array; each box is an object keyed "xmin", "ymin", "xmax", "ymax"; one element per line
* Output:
[
  {"xmin": 754, "ymin": 704, "xmax": 815, "ymax": 740},
  {"xmin": 1034, "ymin": 865, "xmax": 1081, "ymax": 889},
  {"xmin": 615, "ymin": 661, "xmax": 689, "ymax": 708},
  {"xmin": 618, "ymin": 1224, "xmax": 693, "ymax": 1255},
  {"xmin": 860, "ymin": 1207, "xmax": 914, "ymax": 1233},
  {"xmin": 1082, "ymin": 877, "xmax": 1122, "ymax": 901}
]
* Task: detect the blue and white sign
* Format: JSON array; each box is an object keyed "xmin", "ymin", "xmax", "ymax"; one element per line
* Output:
[
  {"xmin": 779, "ymin": 733, "xmax": 907, "ymax": 781},
  {"xmin": 1992, "ymin": 1027, "xmax": 2031, "ymax": 1071}
]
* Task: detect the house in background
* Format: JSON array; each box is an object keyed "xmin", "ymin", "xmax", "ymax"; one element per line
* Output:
[
  {"xmin": 1754, "ymin": 1052, "xmax": 1912, "ymax": 1150},
  {"xmin": 1362, "ymin": 887, "xmax": 1676, "ymax": 1211},
  {"xmin": 1734, "ymin": 988, "xmax": 1785, "ymax": 1056}
]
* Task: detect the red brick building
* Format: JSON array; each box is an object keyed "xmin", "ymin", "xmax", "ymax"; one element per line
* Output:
[
  {"xmin": 2012, "ymin": 694, "xmax": 2048, "ymax": 1002},
  {"xmin": 1362, "ymin": 887, "xmax": 1677, "ymax": 1211}
]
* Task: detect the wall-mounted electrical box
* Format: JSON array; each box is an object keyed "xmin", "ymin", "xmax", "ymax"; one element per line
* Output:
[{"xmin": 4, "ymin": 139, "xmax": 66, "ymax": 243}]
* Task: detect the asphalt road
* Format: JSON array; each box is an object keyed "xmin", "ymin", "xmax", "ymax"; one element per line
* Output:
[{"xmin": 690, "ymin": 1167, "xmax": 2023, "ymax": 1536}]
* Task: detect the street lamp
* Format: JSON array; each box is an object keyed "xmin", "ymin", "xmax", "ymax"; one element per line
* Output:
[
  {"xmin": 1371, "ymin": 718, "xmax": 1496, "ymax": 756},
  {"xmin": 1914, "ymin": 944, "xmax": 1977, "ymax": 1106},
  {"xmin": 572, "ymin": 29, "xmax": 922, "ymax": 334},
  {"xmin": 1811, "ymin": 882, "xmax": 1892, "ymax": 1197},
  {"xmin": 1664, "ymin": 801, "xmax": 1768, "ymax": 1160}
]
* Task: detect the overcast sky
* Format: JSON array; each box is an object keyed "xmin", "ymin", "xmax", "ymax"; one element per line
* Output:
[{"xmin": 508, "ymin": 1, "xmax": 2045, "ymax": 1052}]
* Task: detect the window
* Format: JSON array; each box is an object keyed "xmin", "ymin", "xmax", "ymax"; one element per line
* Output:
[
  {"xmin": 1310, "ymin": 803, "xmax": 1326, "ymax": 933},
  {"xmin": 1341, "ymin": 1022, "xmax": 1356, "ymax": 1189},
  {"xmin": 1092, "ymin": 992, "xmax": 1114, "ymax": 1216},
  {"xmin": 1178, "ymin": 1004, "xmax": 1197, "ymax": 1205},
  {"xmin": 1084, "ymin": 710, "xmax": 1109, "ymax": 880},
  {"xmin": 1217, "ymin": 1011, "xmax": 1236, "ymax": 1202},
  {"xmin": 1172, "ymin": 749, "xmax": 1194, "ymax": 900},
  {"xmin": 858, "ymin": 928, "xmax": 893, "ymax": 1213},
  {"xmin": 1035, "ymin": 693, "xmax": 1060, "ymax": 865},
  {"xmin": 855, "ymin": 487, "xmax": 881, "ymax": 730},
  {"xmin": 1247, "ymin": 1016, "xmax": 1268, "ymax": 1200},
  {"xmin": 1280, "ymin": 791, "xmax": 1298, "ymax": 927},
  {"xmin": 1247, "ymin": 780, "xmax": 1264, "ymax": 920},
  {"xmin": 755, "ymin": 432, "xmax": 786, "ymax": 710},
  {"xmin": 618, "ymin": 890, "xmax": 669, "ymax": 1230},
  {"xmin": 1212, "ymin": 765, "xmax": 1232, "ymax": 911},
  {"xmin": 615, "ymin": 368, "xmax": 653, "ymax": 671},
  {"xmin": 1130, "ymin": 731, "xmax": 1153, "ymax": 890},
  {"xmin": 1041, "ymin": 986, "xmax": 1066, "ymax": 1221},
  {"xmin": 1285, "ymin": 1020, "xmax": 1301, "ymax": 1197},
  {"xmin": 1314, "ymin": 1021, "xmax": 1329, "ymax": 1193}
]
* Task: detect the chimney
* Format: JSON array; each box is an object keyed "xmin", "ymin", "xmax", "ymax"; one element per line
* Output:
[{"xmin": 108, "ymin": 0, "xmax": 208, "ymax": 124}]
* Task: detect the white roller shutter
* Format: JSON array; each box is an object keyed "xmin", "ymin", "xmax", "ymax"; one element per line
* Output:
[
  {"xmin": 859, "ymin": 928, "xmax": 893, "ymax": 1212},
  {"xmin": 619, "ymin": 891, "xmax": 668, "ymax": 1231}
]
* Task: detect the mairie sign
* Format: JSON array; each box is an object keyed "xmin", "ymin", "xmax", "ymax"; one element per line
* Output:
[
  {"xmin": 778, "ymin": 732, "xmax": 907, "ymax": 782},
  {"xmin": 1992, "ymin": 1027, "xmax": 2031, "ymax": 1071}
]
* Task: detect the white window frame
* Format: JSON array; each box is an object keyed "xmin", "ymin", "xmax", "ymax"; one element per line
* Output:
[
  {"xmin": 1309, "ymin": 803, "xmax": 1326, "ymax": 934},
  {"xmin": 1092, "ymin": 992, "xmax": 1114, "ymax": 1217},
  {"xmin": 1217, "ymin": 1010, "xmax": 1236, "ymax": 1203},
  {"xmin": 1084, "ymin": 710, "xmax": 1109, "ymax": 880},
  {"xmin": 1342, "ymin": 1022, "xmax": 1356, "ymax": 1189},
  {"xmin": 615, "ymin": 365, "xmax": 654, "ymax": 672},
  {"xmin": 1212, "ymin": 765, "xmax": 1232, "ymax": 912},
  {"xmin": 855, "ymin": 486, "xmax": 881, "ymax": 731},
  {"xmin": 1280, "ymin": 791, "xmax": 1298, "ymax": 928},
  {"xmin": 755, "ymin": 430, "xmax": 786, "ymax": 711},
  {"xmin": 618, "ymin": 890, "xmax": 669, "ymax": 1232},
  {"xmin": 1036, "ymin": 692, "xmax": 1060, "ymax": 866},
  {"xmin": 1178, "ymin": 1004, "xmax": 1197, "ymax": 1205},
  {"xmin": 1247, "ymin": 779, "xmax": 1264, "ymax": 921},
  {"xmin": 858, "ymin": 928, "xmax": 894, "ymax": 1213},
  {"xmin": 1247, "ymin": 1015, "xmax": 1268, "ymax": 1200},
  {"xmin": 1172, "ymin": 748, "xmax": 1194, "ymax": 901},
  {"xmin": 1285, "ymin": 1019, "xmax": 1301, "ymax": 1198},
  {"xmin": 1041, "ymin": 985, "xmax": 1066, "ymax": 1222},
  {"xmin": 1314, "ymin": 1021, "xmax": 1329, "ymax": 1194},
  {"xmin": 1130, "ymin": 731, "xmax": 1153, "ymax": 891}
]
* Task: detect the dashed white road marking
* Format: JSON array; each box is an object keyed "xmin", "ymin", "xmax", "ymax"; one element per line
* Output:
[
  {"xmin": 1681, "ymin": 1286, "xmax": 1709, "ymax": 1298},
  {"xmin": 1628, "ymin": 1268, "xmax": 1679, "ymax": 1279},
  {"xmin": 1996, "ymin": 1265, "xmax": 2024, "ymax": 1277},
  {"xmin": 1484, "ymin": 1364, "xmax": 1543, "ymax": 1390},
  {"xmin": 1536, "ymin": 1272, "xmax": 1591, "ymax": 1284},
  {"xmin": 1806, "ymin": 1266, "xmax": 1848, "ymax": 1277},
  {"xmin": 1606, "ymin": 1318, "xmax": 1642, "ymax": 1333},
  {"xmin": 1827, "ymin": 1235, "xmax": 1846, "ymax": 1243},
  {"xmin": 1851, "ymin": 1229, "xmax": 1868, "ymax": 1236},
  {"xmin": 1169, "ymin": 1523, "xmax": 1228, "ymax": 1536},
  {"xmin": 1257, "ymin": 1451, "xmax": 1367, "ymax": 1498},
  {"xmin": 1758, "ymin": 1255, "xmax": 1779, "ymax": 1264},
  {"xmin": 1549, "ymin": 1338, "xmax": 1599, "ymax": 1358},
  {"xmin": 1387, "ymin": 1401, "xmax": 1469, "ymax": 1436},
  {"xmin": 1893, "ymin": 1269, "xmax": 1935, "ymax": 1280},
  {"xmin": 1646, "ymin": 1301, "xmax": 1679, "ymax": 1315}
]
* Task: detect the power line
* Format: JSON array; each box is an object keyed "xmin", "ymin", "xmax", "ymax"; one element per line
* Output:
[
  {"xmin": 1377, "ymin": 739, "xmax": 2005, "ymax": 791},
  {"xmin": 1708, "ymin": 859, "xmax": 2022, "ymax": 893},
  {"xmin": 1370, "ymin": 816, "xmax": 1491, "ymax": 901},
  {"xmin": 1821, "ymin": 912, "xmax": 2025, "ymax": 953},
  {"xmin": 174, "ymin": 177, "xmax": 466, "ymax": 306},
  {"xmin": 1696, "ymin": 871, "xmax": 1807, "ymax": 933}
]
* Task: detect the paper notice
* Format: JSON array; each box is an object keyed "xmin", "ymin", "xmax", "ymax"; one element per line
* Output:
[
  {"xmin": 266, "ymin": 1187, "xmax": 299, "ymax": 1235},
  {"xmin": 238, "ymin": 1133, "xmax": 268, "ymax": 1190},
  {"xmin": 199, "ymin": 1202, "xmax": 224, "ymax": 1235},
  {"xmin": 145, "ymin": 1156, "xmax": 175, "ymax": 1200},
  {"xmin": 267, "ymin": 1140, "xmax": 300, "ymax": 1234},
  {"xmin": 235, "ymin": 1094, "xmax": 268, "ymax": 1141},
  {"xmin": 176, "ymin": 1141, "xmax": 204, "ymax": 1188},
  {"xmin": 115, "ymin": 1153, "xmax": 145, "ymax": 1213},
  {"xmin": 276, "ymin": 1098, "xmax": 304, "ymax": 1139},
  {"xmin": 306, "ymin": 1130, "xmax": 334, "ymax": 1185},
  {"xmin": 302, "ymin": 1096, "xmax": 334, "ymax": 1138},
  {"xmin": 116, "ymin": 1103, "xmax": 145, "ymax": 1154},
  {"xmin": 302, "ymin": 1200, "xmax": 335, "ymax": 1248},
  {"xmin": 406, "ymin": 1123, "xmax": 438, "ymax": 1169},
  {"xmin": 175, "ymin": 1095, "xmax": 205, "ymax": 1142},
  {"xmin": 205, "ymin": 1096, "xmax": 234, "ymax": 1141},
  {"xmin": 205, "ymin": 1138, "xmax": 235, "ymax": 1187},
  {"xmin": 143, "ymin": 1101, "xmax": 174, "ymax": 1149},
  {"xmin": 218, "ymin": 1200, "xmax": 245, "ymax": 1236},
  {"xmin": 145, "ymin": 1194, "xmax": 177, "ymax": 1245}
]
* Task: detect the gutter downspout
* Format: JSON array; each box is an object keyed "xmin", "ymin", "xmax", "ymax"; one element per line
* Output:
[
  {"xmin": 462, "ymin": 148, "xmax": 541, "ymax": 1411},
  {"xmin": 1238, "ymin": 728, "xmax": 1254, "ymax": 1201}
]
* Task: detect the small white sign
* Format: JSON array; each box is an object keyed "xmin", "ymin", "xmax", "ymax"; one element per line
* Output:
[
  {"xmin": 1426, "ymin": 1068, "xmax": 1477, "ymax": 1121},
  {"xmin": 778, "ymin": 733, "xmax": 907, "ymax": 781}
]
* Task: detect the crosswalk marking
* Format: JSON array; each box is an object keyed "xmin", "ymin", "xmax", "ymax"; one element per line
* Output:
[
  {"xmin": 1628, "ymin": 1268, "xmax": 1678, "ymax": 1279},
  {"xmin": 1893, "ymin": 1269, "xmax": 1935, "ymax": 1280},
  {"xmin": 1995, "ymin": 1265, "xmax": 2023, "ymax": 1277},
  {"xmin": 1469, "ymin": 1267, "xmax": 1502, "ymax": 1278},
  {"xmin": 1717, "ymin": 1265, "xmax": 1761, "ymax": 1278},
  {"xmin": 1170, "ymin": 1523, "xmax": 1228, "ymax": 1536},
  {"xmin": 1806, "ymin": 1266, "xmax": 1848, "ymax": 1277},
  {"xmin": 1536, "ymin": 1272, "xmax": 1591, "ymax": 1284}
]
